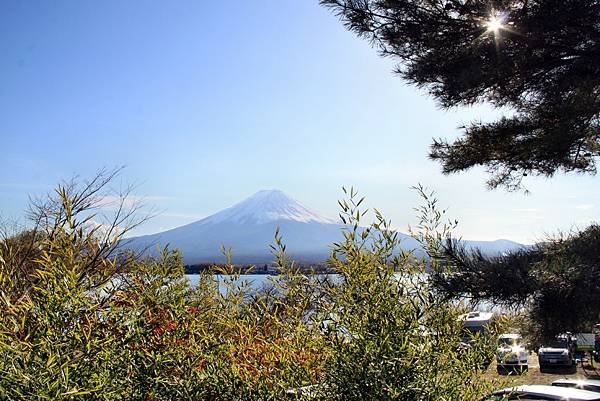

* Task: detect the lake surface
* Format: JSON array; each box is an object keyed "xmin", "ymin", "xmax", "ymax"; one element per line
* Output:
[
  {"xmin": 184, "ymin": 274, "xmax": 506, "ymax": 313},
  {"xmin": 185, "ymin": 274, "xmax": 275, "ymax": 293},
  {"xmin": 184, "ymin": 274, "xmax": 339, "ymax": 294}
]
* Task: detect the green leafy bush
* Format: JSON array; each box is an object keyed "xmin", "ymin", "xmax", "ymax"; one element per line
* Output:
[
  {"xmin": 0, "ymin": 174, "xmax": 500, "ymax": 400},
  {"xmin": 313, "ymin": 187, "xmax": 499, "ymax": 401}
]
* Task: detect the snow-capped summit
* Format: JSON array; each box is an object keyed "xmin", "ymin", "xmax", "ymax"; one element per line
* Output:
[
  {"xmin": 124, "ymin": 189, "xmax": 344, "ymax": 263},
  {"xmin": 203, "ymin": 189, "xmax": 338, "ymax": 225}
]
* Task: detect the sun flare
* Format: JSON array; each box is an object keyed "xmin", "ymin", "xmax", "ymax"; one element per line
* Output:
[{"xmin": 485, "ymin": 15, "xmax": 504, "ymax": 34}]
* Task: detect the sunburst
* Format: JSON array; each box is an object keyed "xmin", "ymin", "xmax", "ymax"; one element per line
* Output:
[
  {"xmin": 478, "ymin": 10, "xmax": 519, "ymax": 51},
  {"xmin": 485, "ymin": 15, "xmax": 505, "ymax": 34}
]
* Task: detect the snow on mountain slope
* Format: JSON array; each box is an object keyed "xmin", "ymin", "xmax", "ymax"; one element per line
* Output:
[{"xmin": 199, "ymin": 189, "xmax": 338, "ymax": 225}]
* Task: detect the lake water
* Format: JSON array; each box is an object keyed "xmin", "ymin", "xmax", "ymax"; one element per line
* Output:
[
  {"xmin": 185, "ymin": 274, "xmax": 275, "ymax": 293},
  {"xmin": 184, "ymin": 274, "xmax": 339, "ymax": 294},
  {"xmin": 184, "ymin": 274, "xmax": 506, "ymax": 313}
]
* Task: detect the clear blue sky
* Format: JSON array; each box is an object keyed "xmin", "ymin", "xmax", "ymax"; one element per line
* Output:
[{"xmin": 1, "ymin": 1, "xmax": 598, "ymax": 244}]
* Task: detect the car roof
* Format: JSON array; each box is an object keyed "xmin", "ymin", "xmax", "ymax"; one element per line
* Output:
[
  {"xmin": 553, "ymin": 379, "xmax": 600, "ymax": 389},
  {"xmin": 494, "ymin": 385, "xmax": 600, "ymax": 400}
]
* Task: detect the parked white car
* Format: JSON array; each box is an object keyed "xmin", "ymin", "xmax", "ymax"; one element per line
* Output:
[
  {"xmin": 496, "ymin": 333, "xmax": 528, "ymax": 372},
  {"xmin": 538, "ymin": 334, "xmax": 576, "ymax": 371}
]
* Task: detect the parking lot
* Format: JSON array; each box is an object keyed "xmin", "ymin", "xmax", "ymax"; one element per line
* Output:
[{"xmin": 485, "ymin": 352, "xmax": 600, "ymax": 386}]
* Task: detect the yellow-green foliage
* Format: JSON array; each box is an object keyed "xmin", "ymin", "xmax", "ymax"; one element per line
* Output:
[
  {"xmin": 313, "ymin": 187, "xmax": 499, "ymax": 401},
  {"xmin": 0, "ymin": 178, "xmax": 500, "ymax": 400}
]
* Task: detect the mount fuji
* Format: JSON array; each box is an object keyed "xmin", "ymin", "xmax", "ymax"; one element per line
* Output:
[
  {"xmin": 125, "ymin": 190, "xmax": 347, "ymax": 264},
  {"xmin": 124, "ymin": 190, "xmax": 525, "ymax": 264}
]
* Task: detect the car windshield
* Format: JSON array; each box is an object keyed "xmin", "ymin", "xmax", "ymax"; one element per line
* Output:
[
  {"xmin": 546, "ymin": 338, "xmax": 568, "ymax": 348},
  {"xmin": 498, "ymin": 337, "xmax": 518, "ymax": 347}
]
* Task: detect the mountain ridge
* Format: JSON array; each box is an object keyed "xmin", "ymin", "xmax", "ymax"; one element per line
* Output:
[{"xmin": 124, "ymin": 190, "xmax": 526, "ymax": 264}]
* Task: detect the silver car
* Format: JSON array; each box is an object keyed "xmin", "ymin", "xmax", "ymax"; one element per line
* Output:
[
  {"xmin": 486, "ymin": 385, "xmax": 600, "ymax": 400},
  {"xmin": 538, "ymin": 335, "xmax": 576, "ymax": 370}
]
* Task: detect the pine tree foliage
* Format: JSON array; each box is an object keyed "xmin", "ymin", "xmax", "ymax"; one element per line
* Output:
[
  {"xmin": 430, "ymin": 224, "xmax": 600, "ymax": 341},
  {"xmin": 321, "ymin": 0, "xmax": 600, "ymax": 190}
]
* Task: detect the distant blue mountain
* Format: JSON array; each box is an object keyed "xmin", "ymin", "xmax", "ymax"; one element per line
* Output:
[{"xmin": 123, "ymin": 190, "xmax": 526, "ymax": 264}]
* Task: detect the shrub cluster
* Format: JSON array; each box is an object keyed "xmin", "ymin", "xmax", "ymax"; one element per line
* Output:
[{"xmin": 0, "ymin": 178, "xmax": 499, "ymax": 400}]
